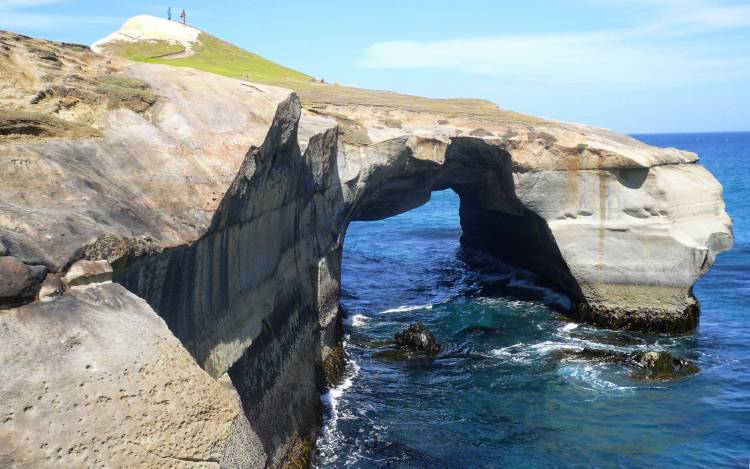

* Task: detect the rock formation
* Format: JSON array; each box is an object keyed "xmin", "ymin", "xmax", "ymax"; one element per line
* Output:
[
  {"xmin": 0, "ymin": 18, "xmax": 733, "ymax": 467},
  {"xmin": 394, "ymin": 322, "xmax": 442, "ymax": 355},
  {"xmin": 555, "ymin": 348, "xmax": 699, "ymax": 380}
]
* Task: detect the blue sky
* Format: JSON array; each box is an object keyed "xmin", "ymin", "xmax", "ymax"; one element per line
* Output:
[{"xmin": 1, "ymin": 0, "xmax": 748, "ymax": 133}]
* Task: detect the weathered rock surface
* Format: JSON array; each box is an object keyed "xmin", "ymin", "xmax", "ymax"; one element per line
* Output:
[
  {"xmin": 0, "ymin": 283, "xmax": 263, "ymax": 468},
  {"xmin": 0, "ymin": 22, "xmax": 734, "ymax": 467},
  {"xmin": 0, "ymin": 256, "xmax": 47, "ymax": 308},
  {"xmin": 0, "ymin": 29, "xmax": 332, "ymax": 270},
  {"xmin": 394, "ymin": 322, "xmax": 441, "ymax": 355},
  {"xmin": 556, "ymin": 348, "xmax": 699, "ymax": 381},
  {"xmin": 319, "ymin": 343, "xmax": 347, "ymax": 390},
  {"xmin": 63, "ymin": 259, "xmax": 113, "ymax": 286},
  {"xmin": 37, "ymin": 273, "xmax": 63, "ymax": 301},
  {"xmin": 634, "ymin": 350, "xmax": 699, "ymax": 380}
]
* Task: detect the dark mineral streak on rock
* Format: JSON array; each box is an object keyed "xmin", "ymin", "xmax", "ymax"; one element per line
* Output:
[{"xmin": 115, "ymin": 94, "xmax": 345, "ymax": 467}]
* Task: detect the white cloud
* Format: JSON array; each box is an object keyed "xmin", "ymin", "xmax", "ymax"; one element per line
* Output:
[
  {"xmin": 0, "ymin": 0, "xmax": 119, "ymax": 31},
  {"xmin": 675, "ymin": 3, "xmax": 750, "ymax": 29},
  {"xmin": 0, "ymin": 0, "xmax": 63, "ymax": 8},
  {"xmin": 359, "ymin": 33, "xmax": 749, "ymax": 85},
  {"xmin": 590, "ymin": 0, "xmax": 750, "ymax": 31},
  {"xmin": 357, "ymin": 1, "xmax": 750, "ymax": 86}
]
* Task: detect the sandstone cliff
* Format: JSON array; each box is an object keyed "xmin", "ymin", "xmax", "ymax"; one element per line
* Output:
[{"xmin": 0, "ymin": 17, "xmax": 733, "ymax": 467}]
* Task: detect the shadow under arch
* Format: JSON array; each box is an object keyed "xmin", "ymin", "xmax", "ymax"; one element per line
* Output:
[{"xmin": 348, "ymin": 136, "xmax": 585, "ymax": 304}]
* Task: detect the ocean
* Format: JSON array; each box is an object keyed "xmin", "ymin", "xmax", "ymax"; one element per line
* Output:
[{"xmin": 313, "ymin": 132, "xmax": 750, "ymax": 468}]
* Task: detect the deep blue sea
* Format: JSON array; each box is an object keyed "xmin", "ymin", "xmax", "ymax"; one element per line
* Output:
[{"xmin": 314, "ymin": 132, "xmax": 749, "ymax": 468}]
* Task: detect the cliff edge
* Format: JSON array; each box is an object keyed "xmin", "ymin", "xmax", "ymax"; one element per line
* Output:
[{"xmin": 0, "ymin": 17, "xmax": 733, "ymax": 468}]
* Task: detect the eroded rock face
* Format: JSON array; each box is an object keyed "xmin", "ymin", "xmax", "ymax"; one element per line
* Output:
[
  {"xmin": 0, "ymin": 28, "xmax": 733, "ymax": 467},
  {"xmin": 0, "ymin": 283, "xmax": 264, "ymax": 468},
  {"xmin": 63, "ymin": 259, "xmax": 113, "ymax": 287},
  {"xmin": 37, "ymin": 273, "xmax": 63, "ymax": 301}
]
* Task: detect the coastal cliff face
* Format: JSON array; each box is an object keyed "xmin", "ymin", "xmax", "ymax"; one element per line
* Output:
[{"xmin": 0, "ymin": 21, "xmax": 733, "ymax": 468}]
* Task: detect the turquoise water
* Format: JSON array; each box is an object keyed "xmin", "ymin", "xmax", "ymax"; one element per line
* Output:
[{"xmin": 314, "ymin": 132, "xmax": 749, "ymax": 468}]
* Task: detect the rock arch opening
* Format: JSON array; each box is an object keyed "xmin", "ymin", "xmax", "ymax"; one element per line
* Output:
[
  {"xmin": 344, "ymin": 136, "xmax": 584, "ymax": 306},
  {"xmin": 105, "ymin": 95, "xmax": 730, "ymax": 467}
]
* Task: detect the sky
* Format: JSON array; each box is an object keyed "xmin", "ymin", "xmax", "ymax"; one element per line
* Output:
[{"xmin": 1, "ymin": 0, "xmax": 748, "ymax": 133}]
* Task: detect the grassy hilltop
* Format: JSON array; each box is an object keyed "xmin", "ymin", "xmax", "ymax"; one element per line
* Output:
[
  {"xmin": 98, "ymin": 25, "xmax": 540, "ymax": 127},
  {"xmin": 102, "ymin": 33, "xmax": 313, "ymax": 86}
]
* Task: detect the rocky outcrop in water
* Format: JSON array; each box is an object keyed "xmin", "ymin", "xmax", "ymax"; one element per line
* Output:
[
  {"xmin": 0, "ymin": 21, "xmax": 733, "ymax": 467},
  {"xmin": 395, "ymin": 322, "xmax": 442, "ymax": 355},
  {"xmin": 633, "ymin": 351, "xmax": 699, "ymax": 380},
  {"xmin": 557, "ymin": 348, "xmax": 699, "ymax": 380}
]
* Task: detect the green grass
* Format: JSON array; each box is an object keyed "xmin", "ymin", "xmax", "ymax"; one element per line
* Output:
[
  {"xmin": 96, "ymin": 74, "xmax": 150, "ymax": 90},
  {"xmin": 102, "ymin": 33, "xmax": 312, "ymax": 85},
  {"xmin": 102, "ymin": 32, "xmax": 544, "ymax": 126},
  {"xmin": 105, "ymin": 40, "xmax": 184, "ymax": 61},
  {"xmin": 95, "ymin": 74, "xmax": 156, "ymax": 113},
  {"xmin": 381, "ymin": 117, "xmax": 403, "ymax": 129}
]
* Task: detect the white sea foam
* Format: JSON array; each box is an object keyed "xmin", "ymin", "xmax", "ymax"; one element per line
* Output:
[
  {"xmin": 490, "ymin": 334, "xmax": 647, "ymax": 365},
  {"xmin": 507, "ymin": 275, "xmax": 572, "ymax": 309},
  {"xmin": 343, "ymin": 314, "xmax": 369, "ymax": 327},
  {"xmin": 490, "ymin": 343, "xmax": 521, "ymax": 358},
  {"xmin": 379, "ymin": 303, "xmax": 433, "ymax": 314},
  {"xmin": 558, "ymin": 363, "xmax": 635, "ymax": 393},
  {"xmin": 562, "ymin": 323, "xmax": 579, "ymax": 331},
  {"xmin": 528, "ymin": 340, "xmax": 576, "ymax": 354},
  {"xmin": 489, "ymin": 340, "xmax": 579, "ymax": 364},
  {"xmin": 491, "ymin": 334, "xmax": 638, "ymax": 393},
  {"xmin": 320, "ymin": 347, "xmax": 360, "ymax": 428},
  {"xmin": 317, "ymin": 350, "xmax": 361, "ymax": 463}
]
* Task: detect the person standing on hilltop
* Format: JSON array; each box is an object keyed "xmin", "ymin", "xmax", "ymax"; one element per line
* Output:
[
  {"xmin": 180, "ymin": 9, "xmax": 187, "ymax": 25},
  {"xmin": 167, "ymin": 6, "xmax": 172, "ymax": 21}
]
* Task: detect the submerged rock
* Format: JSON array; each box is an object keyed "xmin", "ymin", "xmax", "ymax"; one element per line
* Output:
[
  {"xmin": 578, "ymin": 332, "xmax": 645, "ymax": 346},
  {"xmin": 455, "ymin": 325, "xmax": 505, "ymax": 337},
  {"xmin": 394, "ymin": 322, "xmax": 441, "ymax": 355},
  {"xmin": 556, "ymin": 348, "xmax": 699, "ymax": 381},
  {"xmin": 557, "ymin": 347, "xmax": 636, "ymax": 365},
  {"xmin": 633, "ymin": 351, "xmax": 699, "ymax": 381},
  {"xmin": 350, "ymin": 337, "xmax": 395, "ymax": 349},
  {"xmin": 373, "ymin": 349, "xmax": 412, "ymax": 362}
]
